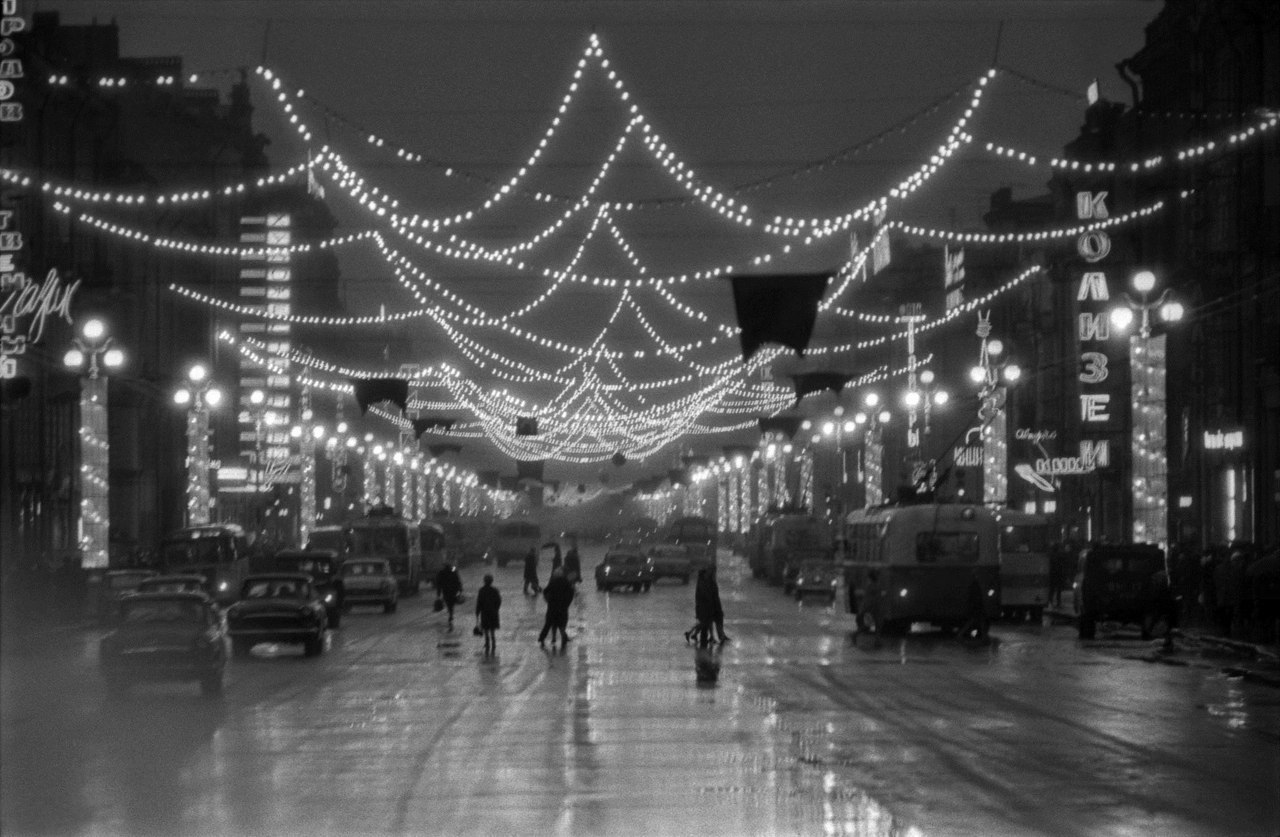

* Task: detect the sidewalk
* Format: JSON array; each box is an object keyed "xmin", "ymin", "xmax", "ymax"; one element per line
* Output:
[{"xmin": 1045, "ymin": 598, "xmax": 1280, "ymax": 687}]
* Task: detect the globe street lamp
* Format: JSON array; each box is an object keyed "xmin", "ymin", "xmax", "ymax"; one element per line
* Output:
[
  {"xmin": 1110, "ymin": 269, "xmax": 1183, "ymax": 552},
  {"xmin": 970, "ymin": 320, "xmax": 1022, "ymax": 507},
  {"xmin": 173, "ymin": 364, "xmax": 222, "ymax": 526},
  {"xmin": 62, "ymin": 318, "xmax": 125, "ymax": 568}
]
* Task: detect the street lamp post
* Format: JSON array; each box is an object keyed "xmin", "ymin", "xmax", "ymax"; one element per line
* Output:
[
  {"xmin": 969, "ymin": 315, "xmax": 1021, "ymax": 508},
  {"xmin": 1110, "ymin": 269, "xmax": 1183, "ymax": 553},
  {"xmin": 903, "ymin": 368, "xmax": 950, "ymax": 487},
  {"xmin": 173, "ymin": 364, "xmax": 222, "ymax": 526},
  {"xmin": 62, "ymin": 318, "xmax": 125, "ymax": 569}
]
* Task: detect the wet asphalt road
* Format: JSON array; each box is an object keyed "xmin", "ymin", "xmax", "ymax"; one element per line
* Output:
[{"xmin": 3, "ymin": 545, "xmax": 1278, "ymax": 837}]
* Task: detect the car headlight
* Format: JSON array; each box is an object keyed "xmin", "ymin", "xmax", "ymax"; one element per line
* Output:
[
  {"xmin": 324, "ymin": 593, "xmax": 335, "ymax": 603},
  {"xmin": 830, "ymin": 579, "xmax": 838, "ymax": 587},
  {"xmin": 899, "ymin": 588, "xmax": 909, "ymax": 598},
  {"xmin": 217, "ymin": 580, "xmax": 229, "ymax": 591}
]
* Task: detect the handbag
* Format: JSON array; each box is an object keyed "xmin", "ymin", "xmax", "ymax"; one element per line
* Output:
[
  {"xmin": 433, "ymin": 597, "xmax": 444, "ymax": 612},
  {"xmin": 472, "ymin": 624, "xmax": 483, "ymax": 636}
]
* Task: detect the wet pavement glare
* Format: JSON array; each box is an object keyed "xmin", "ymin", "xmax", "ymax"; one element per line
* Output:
[{"xmin": 3, "ymin": 546, "xmax": 1278, "ymax": 837}]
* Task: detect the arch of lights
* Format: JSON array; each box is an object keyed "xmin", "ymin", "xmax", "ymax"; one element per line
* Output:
[{"xmin": 18, "ymin": 32, "xmax": 1266, "ymax": 468}]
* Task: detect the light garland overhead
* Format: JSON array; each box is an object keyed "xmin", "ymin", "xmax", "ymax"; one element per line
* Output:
[{"xmin": 974, "ymin": 111, "xmax": 1278, "ymax": 173}]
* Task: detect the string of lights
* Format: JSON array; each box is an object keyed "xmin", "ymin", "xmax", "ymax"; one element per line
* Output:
[{"xmin": 974, "ymin": 110, "xmax": 1277, "ymax": 173}]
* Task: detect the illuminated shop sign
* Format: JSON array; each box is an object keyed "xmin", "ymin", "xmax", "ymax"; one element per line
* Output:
[
  {"xmin": 1032, "ymin": 440, "xmax": 1110, "ymax": 476},
  {"xmin": 1203, "ymin": 429, "xmax": 1244, "ymax": 451},
  {"xmin": 1073, "ymin": 190, "xmax": 1119, "ymax": 465}
]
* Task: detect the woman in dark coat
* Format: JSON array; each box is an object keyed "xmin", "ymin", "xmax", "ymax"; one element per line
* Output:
[
  {"xmin": 435, "ymin": 563, "xmax": 463, "ymax": 629},
  {"xmin": 475, "ymin": 574, "xmax": 501, "ymax": 655}
]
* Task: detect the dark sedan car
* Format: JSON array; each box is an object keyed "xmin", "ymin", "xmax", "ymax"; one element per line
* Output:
[
  {"xmin": 96, "ymin": 568, "xmax": 158, "ymax": 624},
  {"xmin": 595, "ymin": 550, "xmax": 654, "ymax": 593},
  {"xmin": 274, "ymin": 548, "xmax": 344, "ymax": 629},
  {"xmin": 100, "ymin": 592, "xmax": 227, "ymax": 696},
  {"xmin": 225, "ymin": 573, "xmax": 329, "ymax": 657}
]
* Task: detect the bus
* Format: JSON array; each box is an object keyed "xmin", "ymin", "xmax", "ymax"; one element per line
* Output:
[
  {"xmin": 157, "ymin": 523, "xmax": 251, "ymax": 604},
  {"xmin": 437, "ymin": 517, "xmax": 491, "ymax": 566},
  {"xmin": 843, "ymin": 503, "xmax": 1000, "ymax": 638},
  {"xmin": 489, "ymin": 520, "xmax": 542, "ymax": 567},
  {"xmin": 666, "ymin": 516, "xmax": 718, "ymax": 569},
  {"xmin": 748, "ymin": 513, "xmax": 831, "ymax": 589},
  {"xmin": 993, "ymin": 509, "xmax": 1053, "ymax": 621},
  {"xmin": 345, "ymin": 509, "xmax": 424, "ymax": 594}
]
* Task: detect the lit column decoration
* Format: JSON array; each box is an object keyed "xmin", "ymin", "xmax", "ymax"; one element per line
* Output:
[
  {"xmin": 717, "ymin": 469, "xmax": 729, "ymax": 536},
  {"xmin": 969, "ymin": 314, "xmax": 1021, "ymax": 507},
  {"xmin": 1110, "ymin": 269, "xmax": 1183, "ymax": 552},
  {"xmin": 360, "ymin": 439, "xmax": 374, "ymax": 507},
  {"xmin": 63, "ymin": 318, "xmax": 125, "ymax": 569},
  {"xmin": 388, "ymin": 451, "xmax": 402, "ymax": 512},
  {"xmin": 756, "ymin": 457, "xmax": 769, "ymax": 521},
  {"xmin": 776, "ymin": 444, "xmax": 793, "ymax": 509},
  {"xmin": 415, "ymin": 459, "xmax": 428, "ymax": 519},
  {"xmin": 290, "ymin": 393, "xmax": 324, "ymax": 546},
  {"xmin": 854, "ymin": 392, "xmax": 891, "ymax": 508},
  {"xmin": 174, "ymin": 364, "xmax": 223, "ymax": 526},
  {"xmin": 799, "ymin": 448, "xmax": 815, "ymax": 512},
  {"xmin": 398, "ymin": 452, "xmax": 413, "ymax": 519},
  {"xmin": 371, "ymin": 444, "xmax": 387, "ymax": 506}
]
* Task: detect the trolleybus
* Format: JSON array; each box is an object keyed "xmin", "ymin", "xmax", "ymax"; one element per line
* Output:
[{"xmin": 844, "ymin": 503, "xmax": 1000, "ymax": 638}]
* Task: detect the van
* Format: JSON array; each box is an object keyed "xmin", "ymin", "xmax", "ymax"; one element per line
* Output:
[{"xmin": 1073, "ymin": 543, "xmax": 1170, "ymax": 639}]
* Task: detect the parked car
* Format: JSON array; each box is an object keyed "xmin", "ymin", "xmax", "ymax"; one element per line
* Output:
[
  {"xmin": 647, "ymin": 543, "xmax": 693, "ymax": 584},
  {"xmin": 340, "ymin": 558, "xmax": 399, "ymax": 614},
  {"xmin": 792, "ymin": 561, "xmax": 841, "ymax": 603},
  {"xmin": 225, "ymin": 573, "xmax": 329, "ymax": 657},
  {"xmin": 135, "ymin": 574, "xmax": 212, "ymax": 598},
  {"xmin": 96, "ymin": 569, "xmax": 158, "ymax": 624},
  {"xmin": 274, "ymin": 548, "xmax": 344, "ymax": 629},
  {"xmin": 1073, "ymin": 543, "xmax": 1170, "ymax": 640},
  {"xmin": 99, "ymin": 592, "xmax": 227, "ymax": 696},
  {"xmin": 595, "ymin": 550, "xmax": 654, "ymax": 592}
]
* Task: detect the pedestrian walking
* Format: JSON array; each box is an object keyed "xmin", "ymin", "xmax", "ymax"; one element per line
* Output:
[
  {"xmin": 475, "ymin": 574, "xmax": 501, "ymax": 655},
  {"xmin": 688, "ymin": 567, "xmax": 717, "ymax": 646},
  {"xmin": 538, "ymin": 567, "xmax": 575, "ymax": 648},
  {"xmin": 708, "ymin": 564, "xmax": 730, "ymax": 643},
  {"xmin": 523, "ymin": 547, "xmax": 541, "ymax": 595},
  {"xmin": 545, "ymin": 541, "xmax": 563, "ymax": 575},
  {"xmin": 563, "ymin": 542, "xmax": 581, "ymax": 585},
  {"xmin": 435, "ymin": 562, "xmax": 463, "ymax": 629}
]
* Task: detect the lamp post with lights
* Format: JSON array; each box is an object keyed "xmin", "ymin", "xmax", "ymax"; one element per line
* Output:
[
  {"xmin": 969, "ymin": 318, "xmax": 1022, "ymax": 508},
  {"xmin": 1110, "ymin": 269, "xmax": 1183, "ymax": 552},
  {"xmin": 62, "ymin": 318, "xmax": 125, "ymax": 568},
  {"xmin": 173, "ymin": 364, "xmax": 222, "ymax": 526},
  {"xmin": 903, "ymin": 369, "xmax": 950, "ymax": 488}
]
